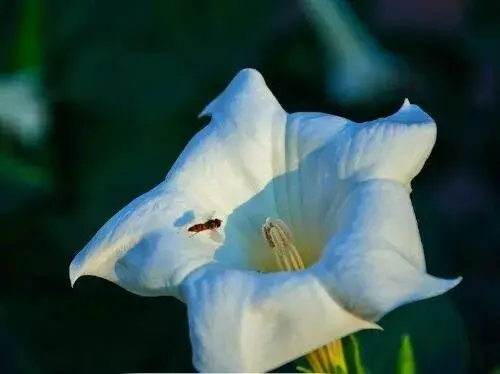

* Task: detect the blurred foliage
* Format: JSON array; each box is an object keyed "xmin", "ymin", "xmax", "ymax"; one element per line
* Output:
[
  {"xmin": 16, "ymin": 0, "xmax": 41, "ymax": 70},
  {"xmin": 396, "ymin": 335, "xmax": 416, "ymax": 374},
  {"xmin": 1, "ymin": 0, "xmax": 500, "ymax": 373},
  {"xmin": 348, "ymin": 335, "xmax": 366, "ymax": 374}
]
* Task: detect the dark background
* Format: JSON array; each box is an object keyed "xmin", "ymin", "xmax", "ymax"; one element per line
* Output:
[{"xmin": 1, "ymin": 0, "xmax": 499, "ymax": 373}]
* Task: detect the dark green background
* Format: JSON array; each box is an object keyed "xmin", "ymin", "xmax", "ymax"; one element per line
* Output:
[{"xmin": 1, "ymin": 0, "xmax": 499, "ymax": 373}]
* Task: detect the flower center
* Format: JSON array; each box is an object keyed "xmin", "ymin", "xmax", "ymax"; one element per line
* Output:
[
  {"xmin": 261, "ymin": 218, "xmax": 348, "ymax": 374},
  {"xmin": 261, "ymin": 218, "xmax": 306, "ymax": 271}
]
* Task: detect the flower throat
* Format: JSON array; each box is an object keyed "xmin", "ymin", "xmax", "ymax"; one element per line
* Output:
[{"xmin": 261, "ymin": 218, "xmax": 347, "ymax": 374}]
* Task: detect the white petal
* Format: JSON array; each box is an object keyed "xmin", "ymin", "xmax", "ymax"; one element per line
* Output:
[
  {"xmin": 170, "ymin": 69, "xmax": 290, "ymax": 268},
  {"xmin": 336, "ymin": 99, "xmax": 436, "ymax": 185},
  {"xmin": 272, "ymin": 101, "xmax": 435, "ymax": 258},
  {"xmin": 69, "ymin": 183, "xmax": 219, "ymax": 298},
  {"xmin": 172, "ymin": 68, "xmax": 287, "ymax": 213},
  {"xmin": 181, "ymin": 264, "xmax": 380, "ymax": 373},
  {"xmin": 312, "ymin": 180, "xmax": 461, "ymax": 321},
  {"xmin": 273, "ymin": 112, "xmax": 350, "ymax": 263},
  {"xmin": 268, "ymin": 102, "xmax": 436, "ymax": 263},
  {"xmin": 70, "ymin": 69, "xmax": 288, "ymax": 294}
]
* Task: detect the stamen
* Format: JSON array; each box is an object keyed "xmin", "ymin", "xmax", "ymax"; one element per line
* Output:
[
  {"xmin": 261, "ymin": 218, "xmax": 305, "ymax": 271},
  {"xmin": 261, "ymin": 218, "xmax": 348, "ymax": 374}
]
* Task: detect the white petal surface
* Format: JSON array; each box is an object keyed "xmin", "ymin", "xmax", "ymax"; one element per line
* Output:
[
  {"xmin": 69, "ymin": 183, "xmax": 218, "ymax": 298},
  {"xmin": 70, "ymin": 69, "xmax": 288, "ymax": 295},
  {"xmin": 334, "ymin": 99, "xmax": 437, "ymax": 185},
  {"xmin": 173, "ymin": 68, "xmax": 287, "ymax": 216},
  {"xmin": 312, "ymin": 179, "xmax": 461, "ymax": 321},
  {"xmin": 273, "ymin": 99, "xmax": 437, "ymax": 264},
  {"xmin": 181, "ymin": 263, "xmax": 380, "ymax": 373}
]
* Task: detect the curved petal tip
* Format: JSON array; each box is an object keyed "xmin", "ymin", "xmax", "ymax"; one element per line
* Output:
[
  {"xmin": 69, "ymin": 272, "xmax": 77, "ymax": 288},
  {"xmin": 437, "ymin": 275, "xmax": 463, "ymax": 293},
  {"xmin": 68, "ymin": 236, "xmax": 126, "ymax": 290},
  {"xmin": 69, "ymin": 252, "xmax": 89, "ymax": 288},
  {"xmin": 370, "ymin": 323, "xmax": 384, "ymax": 331},
  {"xmin": 416, "ymin": 274, "xmax": 462, "ymax": 305}
]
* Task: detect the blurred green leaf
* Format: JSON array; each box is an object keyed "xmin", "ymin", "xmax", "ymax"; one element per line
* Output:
[
  {"xmin": 396, "ymin": 335, "xmax": 416, "ymax": 374},
  {"xmin": 16, "ymin": 0, "xmax": 42, "ymax": 70},
  {"xmin": 0, "ymin": 152, "xmax": 52, "ymax": 213},
  {"xmin": 296, "ymin": 365, "xmax": 314, "ymax": 373},
  {"xmin": 349, "ymin": 335, "xmax": 367, "ymax": 374},
  {"xmin": 333, "ymin": 365, "xmax": 347, "ymax": 374},
  {"xmin": 0, "ymin": 153, "xmax": 50, "ymax": 188},
  {"xmin": 353, "ymin": 297, "xmax": 468, "ymax": 374}
]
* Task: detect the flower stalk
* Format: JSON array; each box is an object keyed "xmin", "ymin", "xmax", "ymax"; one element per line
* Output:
[{"xmin": 262, "ymin": 218, "xmax": 348, "ymax": 374}]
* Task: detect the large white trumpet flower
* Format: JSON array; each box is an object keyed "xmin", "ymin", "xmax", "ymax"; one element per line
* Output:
[{"xmin": 69, "ymin": 68, "xmax": 461, "ymax": 373}]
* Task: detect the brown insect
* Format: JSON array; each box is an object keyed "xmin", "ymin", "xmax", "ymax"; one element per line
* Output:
[{"xmin": 188, "ymin": 218, "xmax": 222, "ymax": 237}]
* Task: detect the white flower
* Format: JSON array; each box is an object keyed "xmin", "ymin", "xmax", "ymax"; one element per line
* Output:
[{"xmin": 69, "ymin": 68, "xmax": 461, "ymax": 373}]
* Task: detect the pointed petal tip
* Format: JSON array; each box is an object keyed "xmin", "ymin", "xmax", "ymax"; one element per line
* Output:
[
  {"xmin": 442, "ymin": 275, "xmax": 463, "ymax": 291},
  {"xmin": 199, "ymin": 68, "xmax": 268, "ymax": 118},
  {"xmin": 198, "ymin": 99, "xmax": 215, "ymax": 118},
  {"xmin": 68, "ymin": 249, "xmax": 96, "ymax": 289},
  {"xmin": 421, "ymin": 275, "xmax": 463, "ymax": 302},
  {"xmin": 450, "ymin": 275, "xmax": 463, "ymax": 288},
  {"xmin": 391, "ymin": 98, "xmax": 435, "ymax": 128},
  {"xmin": 358, "ymin": 318, "xmax": 383, "ymax": 331}
]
